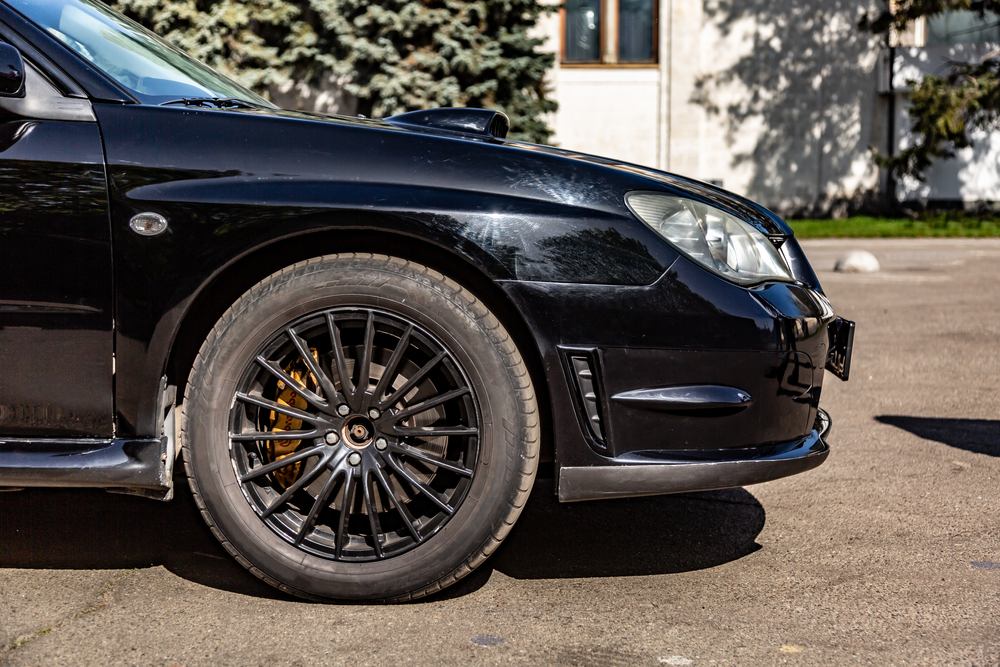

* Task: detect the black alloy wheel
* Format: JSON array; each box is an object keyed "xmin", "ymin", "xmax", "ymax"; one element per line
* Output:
[
  {"xmin": 229, "ymin": 306, "xmax": 481, "ymax": 562},
  {"xmin": 181, "ymin": 254, "xmax": 539, "ymax": 601}
]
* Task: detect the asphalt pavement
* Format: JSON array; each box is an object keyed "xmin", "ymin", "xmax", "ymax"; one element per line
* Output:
[{"xmin": 1, "ymin": 239, "xmax": 998, "ymax": 666}]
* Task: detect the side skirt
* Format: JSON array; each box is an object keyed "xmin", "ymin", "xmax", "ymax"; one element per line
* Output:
[{"xmin": 0, "ymin": 436, "xmax": 173, "ymax": 500}]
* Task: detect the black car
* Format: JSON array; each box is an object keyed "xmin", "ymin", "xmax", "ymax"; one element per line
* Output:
[{"xmin": 0, "ymin": 0, "xmax": 853, "ymax": 602}]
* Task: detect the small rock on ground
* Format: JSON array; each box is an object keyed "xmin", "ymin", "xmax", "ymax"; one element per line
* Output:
[{"xmin": 834, "ymin": 250, "xmax": 880, "ymax": 273}]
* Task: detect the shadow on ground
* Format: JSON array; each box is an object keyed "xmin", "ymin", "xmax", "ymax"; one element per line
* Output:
[
  {"xmin": 0, "ymin": 477, "xmax": 764, "ymax": 602},
  {"xmin": 435, "ymin": 481, "xmax": 765, "ymax": 601},
  {"xmin": 876, "ymin": 416, "xmax": 1000, "ymax": 457}
]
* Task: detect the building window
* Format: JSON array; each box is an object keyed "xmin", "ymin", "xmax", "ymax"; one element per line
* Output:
[
  {"xmin": 926, "ymin": 10, "xmax": 1000, "ymax": 45},
  {"xmin": 563, "ymin": 0, "xmax": 657, "ymax": 65},
  {"xmin": 618, "ymin": 0, "xmax": 655, "ymax": 62},
  {"xmin": 565, "ymin": 0, "xmax": 603, "ymax": 62}
]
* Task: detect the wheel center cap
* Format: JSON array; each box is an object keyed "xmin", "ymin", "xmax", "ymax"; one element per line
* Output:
[{"xmin": 343, "ymin": 416, "xmax": 375, "ymax": 449}]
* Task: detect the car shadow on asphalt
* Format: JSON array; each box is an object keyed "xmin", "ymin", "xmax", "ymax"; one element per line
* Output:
[
  {"xmin": 876, "ymin": 416, "xmax": 1000, "ymax": 457},
  {"xmin": 0, "ymin": 477, "xmax": 764, "ymax": 603},
  {"xmin": 432, "ymin": 480, "xmax": 764, "ymax": 601}
]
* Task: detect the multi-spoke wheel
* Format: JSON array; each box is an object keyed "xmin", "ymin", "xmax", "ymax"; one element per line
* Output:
[
  {"xmin": 231, "ymin": 307, "xmax": 480, "ymax": 561},
  {"xmin": 180, "ymin": 254, "xmax": 539, "ymax": 601}
]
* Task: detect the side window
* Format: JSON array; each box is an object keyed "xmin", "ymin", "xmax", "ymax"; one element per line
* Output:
[{"xmin": 563, "ymin": 0, "xmax": 658, "ymax": 65}]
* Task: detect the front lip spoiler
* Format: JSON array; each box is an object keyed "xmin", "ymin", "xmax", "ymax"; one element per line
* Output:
[{"xmin": 557, "ymin": 416, "xmax": 830, "ymax": 502}]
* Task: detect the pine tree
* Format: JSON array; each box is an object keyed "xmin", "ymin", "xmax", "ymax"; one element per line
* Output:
[
  {"xmin": 107, "ymin": 0, "xmax": 557, "ymax": 143},
  {"xmin": 307, "ymin": 0, "xmax": 557, "ymax": 142},
  {"xmin": 860, "ymin": 1, "xmax": 1000, "ymax": 181}
]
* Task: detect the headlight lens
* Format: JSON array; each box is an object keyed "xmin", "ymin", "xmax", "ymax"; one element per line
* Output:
[{"xmin": 626, "ymin": 192, "xmax": 794, "ymax": 286}]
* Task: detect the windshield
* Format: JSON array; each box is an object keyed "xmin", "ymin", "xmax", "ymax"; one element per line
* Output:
[{"xmin": 5, "ymin": 0, "xmax": 272, "ymax": 105}]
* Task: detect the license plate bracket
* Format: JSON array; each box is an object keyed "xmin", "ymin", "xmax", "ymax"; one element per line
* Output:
[{"xmin": 826, "ymin": 317, "xmax": 855, "ymax": 381}]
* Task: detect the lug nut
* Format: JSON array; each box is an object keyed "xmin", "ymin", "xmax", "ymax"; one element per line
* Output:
[
  {"xmin": 368, "ymin": 408, "xmax": 381, "ymax": 420},
  {"xmin": 347, "ymin": 452, "xmax": 362, "ymax": 466},
  {"xmin": 337, "ymin": 404, "xmax": 350, "ymax": 416},
  {"xmin": 375, "ymin": 438, "xmax": 387, "ymax": 451},
  {"xmin": 324, "ymin": 432, "xmax": 339, "ymax": 445}
]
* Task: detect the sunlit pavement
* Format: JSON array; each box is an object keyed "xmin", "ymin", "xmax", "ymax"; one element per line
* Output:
[{"xmin": 2, "ymin": 239, "xmax": 998, "ymax": 666}]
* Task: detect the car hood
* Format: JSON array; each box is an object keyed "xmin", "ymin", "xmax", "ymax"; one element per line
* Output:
[
  {"xmin": 178, "ymin": 103, "xmax": 793, "ymax": 237},
  {"xmin": 497, "ymin": 140, "xmax": 793, "ymax": 237},
  {"xmin": 375, "ymin": 106, "xmax": 793, "ymax": 237}
]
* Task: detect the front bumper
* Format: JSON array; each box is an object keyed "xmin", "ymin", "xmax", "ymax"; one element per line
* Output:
[
  {"xmin": 557, "ymin": 409, "xmax": 832, "ymax": 502},
  {"xmin": 502, "ymin": 252, "xmax": 850, "ymax": 481}
]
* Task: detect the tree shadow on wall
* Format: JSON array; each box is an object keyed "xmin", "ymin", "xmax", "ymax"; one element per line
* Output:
[{"xmin": 692, "ymin": 0, "xmax": 885, "ymax": 216}]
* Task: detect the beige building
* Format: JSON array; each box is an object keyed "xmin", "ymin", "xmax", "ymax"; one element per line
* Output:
[{"xmin": 538, "ymin": 1, "xmax": 1000, "ymax": 214}]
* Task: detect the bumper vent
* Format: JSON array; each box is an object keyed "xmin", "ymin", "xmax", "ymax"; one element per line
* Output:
[{"xmin": 563, "ymin": 349, "xmax": 607, "ymax": 449}]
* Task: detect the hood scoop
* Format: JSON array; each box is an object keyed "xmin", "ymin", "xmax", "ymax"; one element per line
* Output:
[{"xmin": 384, "ymin": 107, "xmax": 510, "ymax": 141}]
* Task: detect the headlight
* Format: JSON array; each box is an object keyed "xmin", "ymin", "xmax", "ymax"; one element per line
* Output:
[{"xmin": 626, "ymin": 192, "xmax": 794, "ymax": 286}]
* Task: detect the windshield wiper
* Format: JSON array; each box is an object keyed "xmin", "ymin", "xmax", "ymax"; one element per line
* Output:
[{"xmin": 159, "ymin": 97, "xmax": 262, "ymax": 110}]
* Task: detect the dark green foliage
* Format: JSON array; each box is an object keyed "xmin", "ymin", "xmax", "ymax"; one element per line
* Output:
[
  {"xmin": 311, "ymin": 0, "xmax": 557, "ymax": 141},
  {"xmin": 860, "ymin": 1, "xmax": 1000, "ymax": 181},
  {"xmin": 107, "ymin": 0, "xmax": 557, "ymax": 142}
]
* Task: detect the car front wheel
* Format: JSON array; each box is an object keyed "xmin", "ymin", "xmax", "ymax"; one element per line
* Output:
[{"xmin": 180, "ymin": 254, "xmax": 539, "ymax": 601}]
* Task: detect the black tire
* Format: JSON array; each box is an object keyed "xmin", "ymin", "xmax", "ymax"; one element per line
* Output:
[{"xmin": 180, "ymin": 254, "xmax": 539, "ymax": 602}]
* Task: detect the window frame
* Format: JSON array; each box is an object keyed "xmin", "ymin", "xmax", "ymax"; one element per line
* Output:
[{"xmin": 560, "ymin": 0, "xmax": 659, "ymax": 67}]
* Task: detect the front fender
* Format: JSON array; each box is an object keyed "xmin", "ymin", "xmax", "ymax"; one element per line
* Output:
[{"xmin": 94, "ymin": 104, "xmax": 677, "ymax": 436}]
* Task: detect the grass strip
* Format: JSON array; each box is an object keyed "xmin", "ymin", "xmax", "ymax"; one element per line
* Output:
[{"xmin": 788, "ymin": 216, "xmax": 1000, "ymax": 238}]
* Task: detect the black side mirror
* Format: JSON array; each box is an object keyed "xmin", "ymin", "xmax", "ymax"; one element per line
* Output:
[{"xmin": 0, "ymin": 42, "xmax": 25, "ymax": 98}]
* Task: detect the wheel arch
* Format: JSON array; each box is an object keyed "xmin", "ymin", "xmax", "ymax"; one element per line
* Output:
[{"xmin": 164, "ymin": 229, "xmax": 555, "ymax": 463}]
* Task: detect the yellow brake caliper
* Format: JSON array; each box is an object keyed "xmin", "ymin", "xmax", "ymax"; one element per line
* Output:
[{"xmin": 267, "ymin": 350, "xmax": 320, "ymax": 489}]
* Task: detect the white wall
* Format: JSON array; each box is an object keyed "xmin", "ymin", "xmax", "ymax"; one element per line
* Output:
[
  {"xmin": 543, "ymin": 0, "xmax": 898, "ymax": 214},
  {"xmin": 552, "ymin": 67, "xmax": 661, "ymax": 168}
]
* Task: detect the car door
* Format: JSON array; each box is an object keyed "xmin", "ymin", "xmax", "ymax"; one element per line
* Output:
[{"xmin": 0, "ymin": 37, "xmax": 113, "ymax": 437}]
